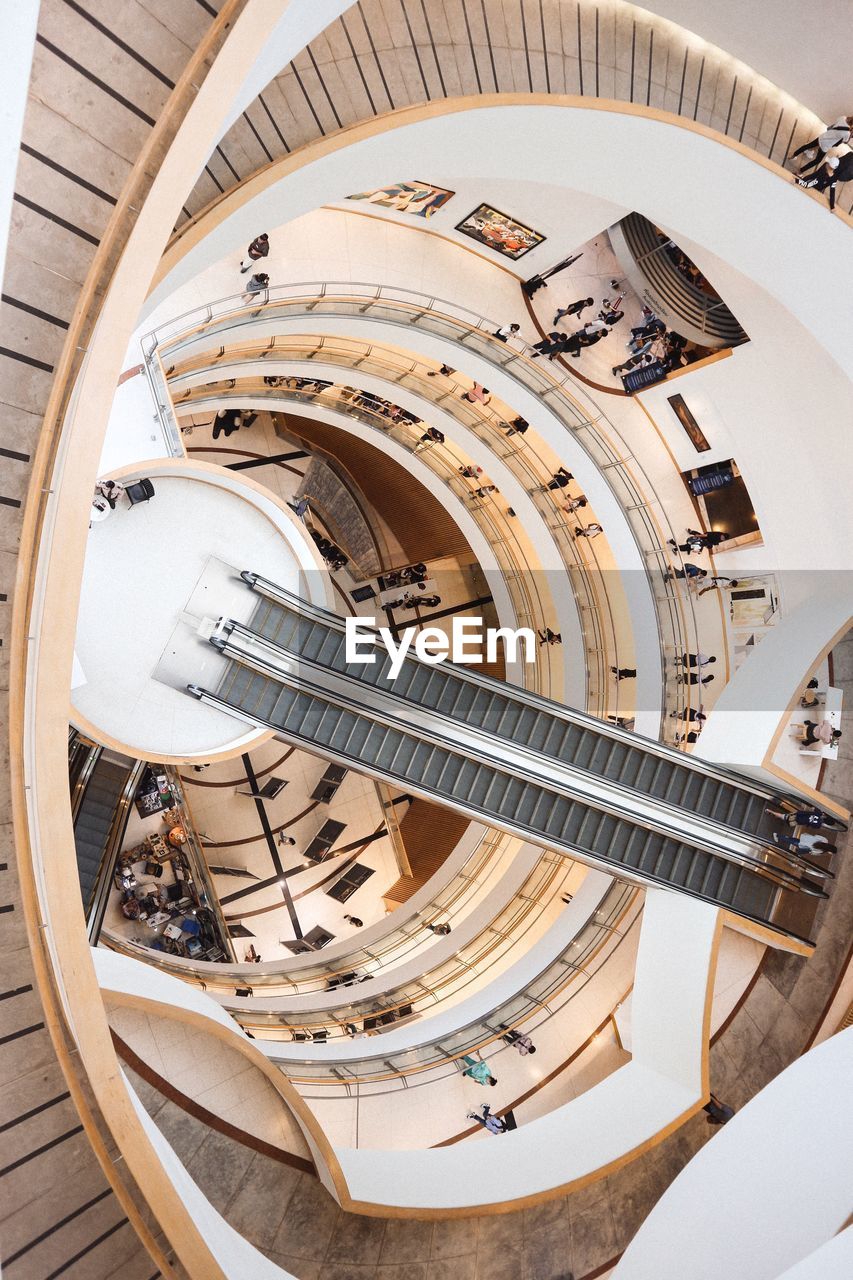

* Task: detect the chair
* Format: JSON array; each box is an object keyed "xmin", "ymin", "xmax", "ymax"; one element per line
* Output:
[{"xmin": 125, "ymin": 478, "xmax": 155, "ymax": 506}]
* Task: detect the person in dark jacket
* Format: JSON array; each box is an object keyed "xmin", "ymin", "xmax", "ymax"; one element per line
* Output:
[
  {"xmin": 240, "ymin": 232, "xmax": 270, "ymax": 273},
  {"xmin": 795, "ymin": 151, "xmax": 853, "ymax": 209},
  {"xmin": 554, "ymin": 297, "xmax": 593, "ymax": 324}
]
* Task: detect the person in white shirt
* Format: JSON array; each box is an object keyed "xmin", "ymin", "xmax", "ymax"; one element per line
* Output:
[
  {"xmin": 492, "ymin": 323, "xmax": 520, "ymax": 342},
  {"xmin": 790, "ymin": 115, "xmax": 853, "ymax": 175}
]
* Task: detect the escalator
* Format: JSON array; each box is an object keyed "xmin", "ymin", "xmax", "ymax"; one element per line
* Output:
[
  {"xmin": 70, "ymin": 745, "xmax": 140, "ymax": 938},
  {"xmin": 186, "ymin": 575, "xmax": 827, "ymax": 942}
]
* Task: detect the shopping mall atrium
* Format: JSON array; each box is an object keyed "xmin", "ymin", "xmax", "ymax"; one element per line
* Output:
[{"xmin": 2, "ymin": 2, "xmax": 852, "ymax": 1277}]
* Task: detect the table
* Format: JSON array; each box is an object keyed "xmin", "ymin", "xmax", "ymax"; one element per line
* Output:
[{"xmin": 377, "ymin": 578, "xmax": 438, "ymax": 607}]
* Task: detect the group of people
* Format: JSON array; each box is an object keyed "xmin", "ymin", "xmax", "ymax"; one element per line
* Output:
[
  {"xmin": 383, "ymin": 562, "xmax": 428, "ymax": 590},
  {"xmin": 790, "ymin": 115, "xmax": 853, "ymax": 210},
  {"xmin": 461, "ymin": 1028, "xmax": 537, "ymax": 1134},
  {"xmin": 611, "ymin": 308, "xmax": 689, "ymax": 381},
  {"xmin": 764, "ymin": 802, "xmax": 846, "ymax": 872},
  {"xmin": 309, "ymin": 527, "xmax": 348, "ymax": 572},
  {"xmin": 663, "ymin": 525, "xmax": 737, "ymax": 596}
]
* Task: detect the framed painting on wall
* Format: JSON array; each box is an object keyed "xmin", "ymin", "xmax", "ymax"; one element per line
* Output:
[
  {"xmin": 455, "ymin": 203, "xmax": 545, "ymax": 259},
  {"xmin": 346, "ymin": 180, "xmax": 455, "ymax": 219}
]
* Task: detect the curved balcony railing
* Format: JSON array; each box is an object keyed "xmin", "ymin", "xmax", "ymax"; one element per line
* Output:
[
  {"xmin": 102, "ymin": 826, "xmax": 523, "ymax": 994},
  {"xmin": 111, "ymin": 842, "xmax": 579, "ymax": 1029},
  {"xmin": 181, "ymin": 368, "xmax": 615, "ymax": 712},
  {"xmin": 142, "ymin": 282, "xmax": 705, "ymax": 726},
  {"xmin": 262, "ymin": 881, "xmax": 638, "ymax": 1090},
  {"xmin": 221, "ymin": 849, "xmax": 570, "ymax": 1026}
]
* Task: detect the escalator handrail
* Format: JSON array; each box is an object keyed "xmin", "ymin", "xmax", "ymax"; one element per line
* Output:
[
  {"xmin": 241, "ymin": 571, "xmax": 773, "ymax": 800},
  {"xmin": 188, "ymin": 676, "xmax": 818, "ymax": 945},
  {"xmin": 205, "ymin": 624, "xmax": 816, "ymax": 903}
]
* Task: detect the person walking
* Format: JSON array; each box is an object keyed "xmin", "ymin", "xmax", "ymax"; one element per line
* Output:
[
  {"xmin": 501, "ymin": 416, "xmax": 529, "ymax": 436},
  {"xmin": 666, "ymin": 563, "xmax": 708, "ymax": 584},
  {"xmin": 242, "ymin": 271, "xmax": 270, "ymax": 302},
  {"xmin": 771, "ymin": 832, "xmax": 836, "ymax": 856},
  {"xmin": 469, "ymin": 485, "xmax": 497, "ymax": 500},
  {"xmin": 538, "ymin": 628, "xmax": 562, "ymax": 646},
  {"xmin": 795, "ymin": 151, "xmax": 853, "ymax": 209},
  {"xmin": 554, "ymin": 297, "xmax": 593, "ymax": 324},
  {"xmin": 564, "ymin": 495, "xmax": 588, "ymax": 512},
  {"xmin": 414, "ymin": 426, "xmax": 445, "ymax": 452},
  {"xmin": 530, "ymin": 332, "xmax": 563, "ymax": 359},
  {"xmin": 459, "ymin": 465, "xmax": 483, "ymax": 479},
  {"xmin": 461, "ymin": 383, "xmax": 491, "ymax": 405},
  {"xmin": 344, "ymin": 914, "xmax": 364, "ymax": 928},
  {"xmin": 765, "ymin": 803, "xmax": 846, "ymax": 831},
  {"xmin": 679, "ymin": 672, "xmax": 715, "ymax": 686},
  {"xmin": 426, "ymin": 922, "xmax": 452, "ymax": 935},
  {"xmin": 467, "ymin": 1104, "xmax": 507, "ymax": 1134},
  {"xmin": 574, "ymin": 523, "xmax": 603, "ymax": 539},
  {"xmin": 543, "ymin": 467, "xmax": 574, "ymax": 491},
  {"xmin": 460, "ymin": 1053, "xmax": 497, "ymax": 1086},
  {"xmin": 676, "ymin": 653, "xmax": 717, "ymax": 669},
  {"xmin": 502, "ymin": 1029, "xmax": 536, "ymax": 1055},
  {"xmin": 671, "ymin": 707, "xmax": 707, "ymax": 724},
  {"xmin": 611, "ymin": 667, "xmax": 637, "ymax": 681},
  {"xmin": 493, "ymin": 322, "xmax": 520, "ymax": 342},
  {"xmin": 696, "ymin": 575, "xmax": 740, "ymax": 594},
  {"xmin": 789, "ymin": 116, "xmax": 853, "ymax": 174},
  {"xmin": 239, "ymin": 232, "xmax": 270, "ymax": 273},
  {"xmin": 577, "ymin": 318, "xmax": 608, "ymax": 338},
  {"xmin": 277, "ymin": 832, "xmax": 297, "ymax": 847}
]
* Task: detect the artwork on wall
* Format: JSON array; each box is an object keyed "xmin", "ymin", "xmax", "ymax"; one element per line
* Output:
[
  {"xmin": 455, "ymin": 203, "xmax": 546, "ymax": 259},
  {"xmin": 667, "ymin": 394, "xmax": 712, "ymax": 452},
  {"xmin": 346, "ymin": 180, "xmax": 455, "ymax": 218}
]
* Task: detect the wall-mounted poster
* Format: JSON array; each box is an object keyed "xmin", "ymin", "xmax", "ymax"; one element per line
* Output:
[
  {"xmin": 346, "ymin": 180, "xmax": 455, "ymax": 219},
  {"xmin": 455, "ymin": 204, "xmax": 545, "ymax": 259}
]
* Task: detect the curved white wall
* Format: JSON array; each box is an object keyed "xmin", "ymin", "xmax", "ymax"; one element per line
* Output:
[{"xmin": 614, "ymin": 1027, "xmax": 853, "ymax": 1280}]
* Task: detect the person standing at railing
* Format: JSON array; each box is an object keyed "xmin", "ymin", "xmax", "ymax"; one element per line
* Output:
[
  {"xmin": 500, "ymin": 416, "xmax": 529, "ymax": 436},
  {"xmin": 492, "ymin": 322, "xmax": 520, "ymax": 342},
  {"xmin": 574, "ymin": 523, "xmax": 603, "ymax": 539},
  {"xmin": 239, "ymin": 231, "xmax": 270, "ymax": 273}
]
